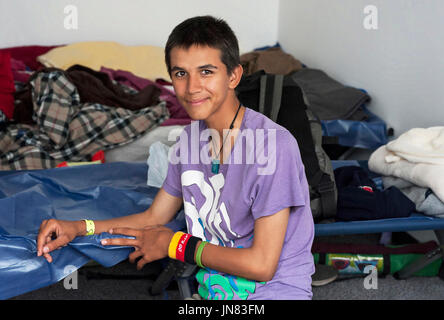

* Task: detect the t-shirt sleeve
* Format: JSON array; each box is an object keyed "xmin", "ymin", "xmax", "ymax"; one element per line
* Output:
[
  {"xmin": 161, "ymin": 142, "xmax": 183, "ymax": 198},
  {"xmin": 251, "ymin": 130, "xmax": 307, "ymax": 220}
]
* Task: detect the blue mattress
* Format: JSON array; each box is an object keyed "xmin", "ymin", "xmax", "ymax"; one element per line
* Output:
[{"xmin": 0, "ymin": 162, "xmax": 184, "ymax": 300}]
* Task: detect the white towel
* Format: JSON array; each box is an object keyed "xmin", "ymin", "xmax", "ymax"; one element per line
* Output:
[
  {"xmin": 369, "ymin": 145, "xmax": 444, "ymax": 203},
  {"xmin": 386, "ymin": 127, "xmax": 444, "ymax": 165}
]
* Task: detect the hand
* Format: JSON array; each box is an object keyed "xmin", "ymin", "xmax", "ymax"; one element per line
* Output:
[
  {"xmin": 101, "ymin": 225, "xmax": 174, "ymax": 270},
  {"xmin": 37, "ymin": 219, "xmax": 83, "ymax": 263}
]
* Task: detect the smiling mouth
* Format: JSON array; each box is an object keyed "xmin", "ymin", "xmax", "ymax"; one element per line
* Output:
[{"xmin": 187, "ymin": 98, "xmax": 208, "ymax": 106}]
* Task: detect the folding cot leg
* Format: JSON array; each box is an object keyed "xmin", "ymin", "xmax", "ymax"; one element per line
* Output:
[
  {"xmin": 393, "ymin": 229, "xmax": 444, "ymax": 280},
  {"xmin": 434, "ymin": 229, "xmax": 444, "ymax": 246},
  {"xmin": 176, "ymin": 263, "xmax": 197, "ymax": 299},
  {"xmin": 435, "ymin": 229, "xmax": 444, "ymax": 280},
  {"xmin": 177, "ymin": 277, "xmax": 193, "ymax": 299},
  {"xmin": 149, "ymin": 259, "xmax": 197, "ymax": 299}
]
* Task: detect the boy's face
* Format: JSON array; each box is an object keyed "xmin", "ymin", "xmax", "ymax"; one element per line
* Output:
[{"xmin": 169, "ymin": 45, "xmax": 240, "ymax": 121}]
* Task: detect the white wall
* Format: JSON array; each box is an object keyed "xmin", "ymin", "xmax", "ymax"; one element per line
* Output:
[
  {"xmin": 0, "ymin": 0, "xmax": 279, "ymax": 54},
  {"xmin": 278, "ymin": 0, "xmax": 444, "ymax": 137},
  {"xmin": 2, "ymin": 0, "xmax": 442, "ymax": 138}
]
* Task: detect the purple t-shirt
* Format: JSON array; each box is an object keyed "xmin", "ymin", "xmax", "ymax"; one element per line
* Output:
[{"xmin": 162, "ymin": 107, "xmax": 315, "ymax": 300}]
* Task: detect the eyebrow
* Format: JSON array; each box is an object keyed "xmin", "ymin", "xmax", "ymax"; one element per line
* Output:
[
  {"xmin": 198, "ymin": 64, "xmax": 218, "ymax": 70},
  {"xmin": 170, "ymin": 64, "xmax": 218, "ymax": 72}
]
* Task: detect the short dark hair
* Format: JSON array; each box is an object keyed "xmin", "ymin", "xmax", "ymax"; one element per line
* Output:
[{"xmin": 165, "ymin": 16, "xmax": 240, "ymax": 75}]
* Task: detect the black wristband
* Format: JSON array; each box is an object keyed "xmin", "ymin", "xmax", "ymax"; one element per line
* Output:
[{"xmin": 184, "ymin": 236, "xmax": 201, "ymax": 265}]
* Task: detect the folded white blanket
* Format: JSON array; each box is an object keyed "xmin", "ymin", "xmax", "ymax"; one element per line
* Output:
[
  {"xmin": 368, "ymin": 145, "xmax": 444, "ymax": 203},
  {"xmin": 386, "ymin": 127, "xmax": 444, "ymax": 165}
]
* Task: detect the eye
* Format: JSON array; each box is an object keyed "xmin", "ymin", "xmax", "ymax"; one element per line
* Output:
[
  {"xmin": 174, "ymin": 70, "xmax": 186, "ymax": 78},
  {"xmin": 201, "ymin": 69, "xmax": 213, "ymax": 76}
]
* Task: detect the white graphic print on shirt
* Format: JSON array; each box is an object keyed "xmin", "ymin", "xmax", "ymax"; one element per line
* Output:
[{"xmin": 181, "ymin": 169, "xmax": 240, "ymax": 247}]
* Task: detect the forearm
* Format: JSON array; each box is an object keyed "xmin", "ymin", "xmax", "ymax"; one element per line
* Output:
[
  {"xmin": 75, "ymin": 209, "xmax": 161, "ymax": 236},
  {"xmin": 195, "ymin": 242, "xmax": 273, "ymax": 282},
  {"xmin": 80, "ymin": 188, "xmax": 182, "ymax": 236},
  {"xmin": 190, "ymin": 209, "xmax": 290, "ymax": 283},
  {"xmin": 72, "ymin": 188, "xmax": 182, "ymax": 237}
]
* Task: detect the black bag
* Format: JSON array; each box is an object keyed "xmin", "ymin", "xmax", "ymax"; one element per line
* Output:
[{"xmin": 236, "ymin": 70, "xmax": 337, "ymax": 221}]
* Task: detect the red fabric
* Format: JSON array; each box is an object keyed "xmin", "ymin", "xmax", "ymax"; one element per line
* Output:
[
  {"xmin": 0, "ymin": 45, "xmax": 62, "ymax": 70},
  {"xmin": 91, "ymin": 150, "xmax": 106, "ymax": 163},
  {"xmin": 0, "ymin": 51, "xmax": 15, "ymax": 119},
  {"xmin": 10, "ymin": 57, "xmax": 31, "ymax": 82},
  {"xmin": 56, "ymin": 161, "xmax": 69, "ymax": 168}
]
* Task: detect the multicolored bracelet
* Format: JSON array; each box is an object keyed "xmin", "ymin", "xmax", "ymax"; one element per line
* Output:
[{"xmin": 168, "ymin": 231, "xmax": 202, "ymax": 265}]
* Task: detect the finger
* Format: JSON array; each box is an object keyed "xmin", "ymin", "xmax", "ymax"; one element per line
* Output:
[
  {"xmin": 42, "ymin": 236, "xmax": 69, "ymax": 255},
  {"xmin": 143, "ymin": 224, "xmax": 162, "ymax": 230},
  {"xmin": 109, "ymin": 227, "xmax": 140, "ymax": 237},
  {"xmin": 36, "ymin": 221, "xmax": 47, "ymax": 256},
  {"xmin": 128, "ymin": 250, "xmax": 144, "ymax": 264},
  {"xmin": 43, "ymin": 252, "xmax": 53, "ymax": 263},
  {"xmin": 37, "ymin": 221, "xmax": 54, "ymax": 256},
  {"xmin": 38, "ymin": 219, "xmax": 48, "ymax": 232},
  {"xmin": 101, "ymin": 238, "xmax": 140, "ymax": 248},
  {"xmin": 136, "ymin": 257, "xmax": 150, "ymax": 271}
]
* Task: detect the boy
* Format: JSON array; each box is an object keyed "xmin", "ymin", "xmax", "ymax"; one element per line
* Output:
[{"xmin": 37, "ymin": 16, "xmax": 315, "ymax": 300}]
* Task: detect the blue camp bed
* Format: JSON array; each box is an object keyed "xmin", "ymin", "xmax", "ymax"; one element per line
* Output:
[
  {"xmin": 316, "ymin": 213, "xmax": 444, "ymax": 236},
  {"xmin": 321, "ymin": 160, "xmax": 444, "ymax": 237},
  {"xmin": 1, "ymin": 160, "xmax": 444, "ymax": 300},
  {"xmin": 317, "ymin": 160, "xmax": 444, "ymax": 279}
]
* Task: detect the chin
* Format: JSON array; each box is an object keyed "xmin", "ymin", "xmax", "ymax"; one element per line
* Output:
[
  {"xmin": 189, "ymin": 113, "xmax": 210, "ymax": 121},
  {"xmin": 183, "ymin": 106, "xmax": 212, "ymax": 121}
]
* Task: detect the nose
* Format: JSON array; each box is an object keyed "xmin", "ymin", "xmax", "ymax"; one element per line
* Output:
[{"xmin": 186, "ymin": 73, "xmax": 202, "ymax": 94}]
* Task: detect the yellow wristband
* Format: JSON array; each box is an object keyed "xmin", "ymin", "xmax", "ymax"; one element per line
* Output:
[
  {"xmin": 168, "ymin": 231, "xmax": 185, "ymax": 260},
  {"xmin": 83, "ymin": 219, "xmax": 95, "ymax": 236}
]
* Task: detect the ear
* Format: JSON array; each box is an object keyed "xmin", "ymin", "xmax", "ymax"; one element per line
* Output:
[{"xmin": 228, "ymin": 64, "xmax": 243, "ymax": 90}]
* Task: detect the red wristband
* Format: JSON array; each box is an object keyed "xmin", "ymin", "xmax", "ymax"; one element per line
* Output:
[{"xmin": 176, "ymin": 233, "xmax": 191, "ymax": 262}]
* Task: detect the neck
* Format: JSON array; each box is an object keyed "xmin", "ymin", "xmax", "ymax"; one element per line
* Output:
[
  {"xmin": 204, "ymin": 99, "xmax": 244, "ymax": 137},
  {"xmin": 206, "ymin": 100, "xmax": 244, "ymax": 165}
]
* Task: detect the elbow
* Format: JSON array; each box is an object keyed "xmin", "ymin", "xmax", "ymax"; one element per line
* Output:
[
  {"xmin": 252, "ymin": 261, "xmax": 277, "ymax": 283},
  {"xmin": 260, "ymin": 268, "xmax": 276, "ymax": 283},
  {"xmin": 255, "ymin": 269, "xmax": 275, "ymax": 283},
  {"xmin": 256, "ymin": 274, "xmax": 273, "ymax": 283}
]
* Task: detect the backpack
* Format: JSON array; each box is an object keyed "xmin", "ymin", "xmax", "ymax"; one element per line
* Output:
[{"xmin": 236, "ymin": 70, "xmax": 337, "ymax": 221}]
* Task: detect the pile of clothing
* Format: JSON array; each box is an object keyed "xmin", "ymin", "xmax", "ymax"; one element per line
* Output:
[
  {"xmin": 368, "ymin": 127, "xmax": 444, "ymax": 219},
  {"xmin": 1, "ymin": 66, "xmax": 169, "ymax": 170},
  {"xmin": 0, "ymin": 44, "xmax": 193, "ymax": 170},
  {"xmin": 333, "ymin": 165, "xmax": 415, "ymax": 221},
  {"xmin": 240, "ymin": 44, "xmax": 371, "ymax": 122}
]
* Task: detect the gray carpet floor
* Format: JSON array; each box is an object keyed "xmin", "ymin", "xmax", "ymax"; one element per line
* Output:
[
  {"xmin": 312, "ymin": 274, "xmax": 444, "ymax": 300},
  {"xmin": 10, "ymin": 259, "xmax": 183, "ymax": 300}
]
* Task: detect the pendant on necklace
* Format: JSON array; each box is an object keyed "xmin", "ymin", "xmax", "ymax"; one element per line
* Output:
[{"xmin": 211, "ymin": 159, "xmax": 220, "ymax": 174}]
